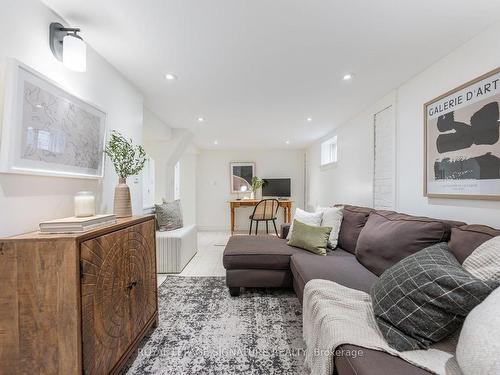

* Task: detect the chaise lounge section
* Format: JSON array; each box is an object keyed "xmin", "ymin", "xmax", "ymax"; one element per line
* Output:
[{"xmin": 223, "ymin": 204, "xmax": 499, "ymax": 374}]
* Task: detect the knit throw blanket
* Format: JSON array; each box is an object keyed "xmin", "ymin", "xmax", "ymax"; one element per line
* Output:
[{"xmin": 302, "ymin": 279, "xmax": 462, "ymax": 375}]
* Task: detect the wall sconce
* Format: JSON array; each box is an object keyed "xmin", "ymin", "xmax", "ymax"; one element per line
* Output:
[{"xmin": 49, "ymin": 22, "xmax": 87, "ymax": 72}]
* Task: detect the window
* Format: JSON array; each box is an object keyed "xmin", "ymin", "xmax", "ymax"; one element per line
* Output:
[
  {"xmin": 321, "ymin": 136, "xmax": 338, "ymax": 166},
  {"xmin": 142, "ymin": 155, "xmax": 155, "ymax": 208},
  {"xmin": 174, "ymin": 161, "xmax": 180, "ymax": 200}
]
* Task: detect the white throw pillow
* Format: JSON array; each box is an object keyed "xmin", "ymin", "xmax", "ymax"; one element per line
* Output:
[
  {"xmin": 463, "ymin": 236, "xmax": 500, "ymax": 281},
  {"xmin": 286, "ymin": 208, "xmax": 323, "ymax": 240},
  {"xmin": 456, "ymin": 286, "xmax": 500, "ymax": 375},
  {"xmin": 316, "ymin": 206, "xmax": 344, "ymax": 248}
]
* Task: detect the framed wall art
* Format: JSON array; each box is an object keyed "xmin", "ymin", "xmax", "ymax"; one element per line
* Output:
[
  {"xmin": 230, "ymin": 162, "xmax": 255, "ymax": 193},
  {"xmin": 0, "ymin": 59, "xmax": 106, "ymax": 179},
  {"xmin": 424, "ymin": 67, "xmax": 500, "ymax": 200}
]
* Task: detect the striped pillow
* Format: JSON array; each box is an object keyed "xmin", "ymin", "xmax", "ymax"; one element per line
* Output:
[{"xmin": 463, "ymin": 236, "xmax": 500, "ymax": 282}]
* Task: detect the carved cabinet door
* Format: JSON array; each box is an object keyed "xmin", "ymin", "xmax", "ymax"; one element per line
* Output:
[{"xmin": 80, "ymin": 220, "xmax": 156, "ymax": 374}]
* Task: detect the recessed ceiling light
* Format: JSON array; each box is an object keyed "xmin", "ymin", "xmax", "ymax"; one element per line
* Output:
[
  {"xmin": 306, "ymin": 117, "xmax": 312, "ymax": 122},
  {"xmin": 36, "ymin": 104, "xmax": 43, "ymax": 109},
  {"xmin": 285, "ymin": 140, "xmax": 290, "ymax": 145},
  {"xmin": 343, "ymin": 73, "xmax": 353, "ymax": 80},
  {"xmin": 213, "ymin": 140, "xmax": 218, "ymax": 145},
  {"xmin": 164, "ymin": 73, "xmax": 178, "ymax": 80},
  {"xmin": 197, "ymin": 117, "xmax": 204, "ymax": 122}
]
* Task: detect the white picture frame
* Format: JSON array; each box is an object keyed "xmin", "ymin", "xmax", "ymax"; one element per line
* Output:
[
  {"xmin": 0, "ymin": 59, "xmax": 107, "ymax": 179},
  {"xmin": 230, "ymin": 162, "xmax": 255, "ymax": 193},
  {"xmin": 424, "ymin": 67, "xmax": 500, "ymax": 200}
]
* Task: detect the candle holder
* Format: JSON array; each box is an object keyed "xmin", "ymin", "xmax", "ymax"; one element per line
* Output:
[{"xmin": 74, "ymin": 191, "xmax": 96, "ymax": 217}]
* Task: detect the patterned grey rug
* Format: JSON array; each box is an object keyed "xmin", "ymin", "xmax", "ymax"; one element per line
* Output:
[{"xmin": 126, "ymin": 276, "xmax": 306, "ymax": 374}]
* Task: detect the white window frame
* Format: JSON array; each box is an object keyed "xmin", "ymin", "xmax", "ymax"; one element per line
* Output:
[
  {"xmin": 142, "ymin": 155, "xmax": 155, "ymax": 209},
  {"xmin": 320, "ymin": 136, "xmax": 338, "ymax": 167},
  {"xmin": 174, "ymin": 161, "xmax": 180, "ymax": 201}
]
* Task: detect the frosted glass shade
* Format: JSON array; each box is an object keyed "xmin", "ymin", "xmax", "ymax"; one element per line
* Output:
[{"xmin": 63, "ymin": 34, "xmax": 86, "ymax": 72}]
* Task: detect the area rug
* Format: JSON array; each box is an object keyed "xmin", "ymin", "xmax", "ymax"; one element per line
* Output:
[{"xmin": 126, "ymin": 276, "xmax": 306, "ymax": 374}]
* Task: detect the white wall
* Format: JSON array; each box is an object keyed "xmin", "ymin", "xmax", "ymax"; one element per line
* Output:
[
  {"xmin": 143, "ymin": 108, "xmax": 197, "ymax": 225},
  {"xmin": 143, "ymin": 108, "xmax": 173, "ymax": 202},
  {"xmin": 196, "ymin": 149, "xmax": 305, "ymax": 231},
  {"xmin": 307, "ymin": 20, "xmax": 500, "ymax": 228},
  {"xmin": 306, "ymin": 93, "xmax": 395, "ymax": 210},
  {"xmin": 0, "ymin": 0, "xmax": 144, "ymax": 236},
  {"xmin": 144, "ymin": 107, "xmax": 172, "ymax": 143},
  {"xmin": 179, "ymin": 149, "xmax": 197, "ymax": 226},
  {"xmin": 396, "ymin": 21, "xmax": 500, "ymax": 227}
]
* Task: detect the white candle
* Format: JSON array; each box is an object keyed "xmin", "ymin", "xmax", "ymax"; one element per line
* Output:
[{"xmin": 74, "ymin": 191, "xmax": 96, "ymax": 217}]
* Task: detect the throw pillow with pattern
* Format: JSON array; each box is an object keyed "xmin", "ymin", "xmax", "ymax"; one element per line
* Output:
[
  {"xmin": 155, "ymin": 199, "xmax": 183, "ymax": 231},
  {"xmin": 371, "ymin": 242, "xmax": 498, "ymax": 351}
]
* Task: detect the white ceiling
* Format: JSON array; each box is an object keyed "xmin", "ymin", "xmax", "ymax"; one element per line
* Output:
[{"xmin": 43, "ymin": 0, "xmax": 500, "ymax": 149}]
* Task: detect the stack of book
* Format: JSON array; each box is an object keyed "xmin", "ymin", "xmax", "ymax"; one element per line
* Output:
[{"xmin": 39, "ymin": 214, "xmax": 117, "ymax": 233}]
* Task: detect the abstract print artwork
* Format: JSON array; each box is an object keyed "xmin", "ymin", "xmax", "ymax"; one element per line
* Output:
[
  {"xmin": 424, "ymin": 68, "xmax": 500, "ymax": 199},
  {"xmin": 0, "ymin": 60, "xmax": 106, "ymax": 178},
  {"xmin": 230, "ymin": 162, "xmax": 255, "ymax": 193}
]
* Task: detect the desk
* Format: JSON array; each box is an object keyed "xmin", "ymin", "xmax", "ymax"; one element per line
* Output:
[{"xmin": 229, "ymin": 199, "xmax": 293, "ymax": 234}]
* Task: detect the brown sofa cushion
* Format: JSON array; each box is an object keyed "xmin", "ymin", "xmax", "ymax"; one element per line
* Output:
[
  {"xmin": 290, "ymin": 248, "xmax": 378, "ymax": 303},
  {"xmin": 336, "ymin": 205, "xmax": 374, "ymax": 254},
  {"xmin": 449, "ymin": 225, "xmax": 500, "ymax": 263},
  {"xmin": 223, "ymin": 235, "xmax": 304, "ymax": 270},
  {"xmin": 355, "ymin": 211, "xmax": 459, "ymax": 276}
]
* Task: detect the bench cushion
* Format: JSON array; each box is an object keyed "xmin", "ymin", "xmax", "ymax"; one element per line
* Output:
[
  {"xmin": 290, "ymin": 248, "xmax": 378, "ymax": 302},
  {"xmin": 156, "ymin": 224, "xmax": 196, "ymax": 239},
  {"xmin": 223, "ymin": 235, "xmax": 304, "ymax": 270}
]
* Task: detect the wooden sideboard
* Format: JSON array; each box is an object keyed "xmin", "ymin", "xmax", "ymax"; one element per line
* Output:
[{"xmin": 0, "ymin": 215, "xmax": 158, "ymax": 374}]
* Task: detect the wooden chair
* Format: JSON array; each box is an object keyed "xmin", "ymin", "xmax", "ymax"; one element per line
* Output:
[{"xmin": 249, "ymin": 199, "xmax": 280, "ymax": 236}]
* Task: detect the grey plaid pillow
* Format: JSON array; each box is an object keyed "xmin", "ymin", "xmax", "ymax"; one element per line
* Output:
[
  {"xmin": 371, "ymin": 242, "xmax": 498, "ymax": 351},
  {"xmin": 155, "ymin": 199, "xmax": 183, "ymax": 231}
]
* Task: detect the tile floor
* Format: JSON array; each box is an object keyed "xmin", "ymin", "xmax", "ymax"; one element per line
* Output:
[
  {"xmin": 156, "ymin": 231, "xmax": 230, "ymax": 286},
  {"xmin": 157, "ymin": 230, "xmax": 280, "ymax": 286}
]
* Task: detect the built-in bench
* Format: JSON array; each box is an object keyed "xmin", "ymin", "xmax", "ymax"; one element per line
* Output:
[{"xmin": 156, "ymin": 224, "xmax": 198, "ymax": 273}]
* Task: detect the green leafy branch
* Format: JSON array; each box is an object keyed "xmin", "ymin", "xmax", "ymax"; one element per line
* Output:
[
  {"xmin": 251, "ymin": 177, "xmax": 265, "ymax": 192},
  {"xmin": 104, "ymin": 130, "xmax": 146, "ymax": 179}
]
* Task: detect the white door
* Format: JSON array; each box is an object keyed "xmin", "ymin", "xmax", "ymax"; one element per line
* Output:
[{"xmin": 373, "ymin": 106, "xmax": 396, "ymax": 210}]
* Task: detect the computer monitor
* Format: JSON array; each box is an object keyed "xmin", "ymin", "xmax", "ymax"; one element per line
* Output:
[{"xmin": 262, "ymin": 178, "xmax": 291, "ymax": 198}]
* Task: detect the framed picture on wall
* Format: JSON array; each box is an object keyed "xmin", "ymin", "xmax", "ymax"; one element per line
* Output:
[
  {"xmin": 0, "ymin": 59, "xmax": 107, "ymax": 179},
  {"xmin": 230, "ymin": 162, "xmax": 255, "ymax": 193},
  {"xmin": 424, "ymin": 67, "xmax": 500, "ymax": 200}
]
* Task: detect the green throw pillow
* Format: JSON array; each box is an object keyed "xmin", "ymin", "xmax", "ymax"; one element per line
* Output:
[{"xmin": 288, "ymin": 219, "xmax": 332, "ymax": 255}]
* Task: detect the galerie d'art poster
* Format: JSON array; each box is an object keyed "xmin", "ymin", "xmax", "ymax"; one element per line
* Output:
[{"xmin": 425, "ymin": 68, "xmax": 500, "ymax": 200}]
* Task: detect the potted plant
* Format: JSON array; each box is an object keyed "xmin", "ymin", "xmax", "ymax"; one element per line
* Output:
[
  {"xmin": 250, "ymin": 177, "xmax": 265, "ymax": 200},
  {"xmin": 104, "ymin": 131, "xmax": 146, "ymax": 217}
]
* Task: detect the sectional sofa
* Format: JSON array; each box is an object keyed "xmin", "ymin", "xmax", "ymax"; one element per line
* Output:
[{"xmin": 222, "ymin": 204, "xmax": 500, "ymax": 375}]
